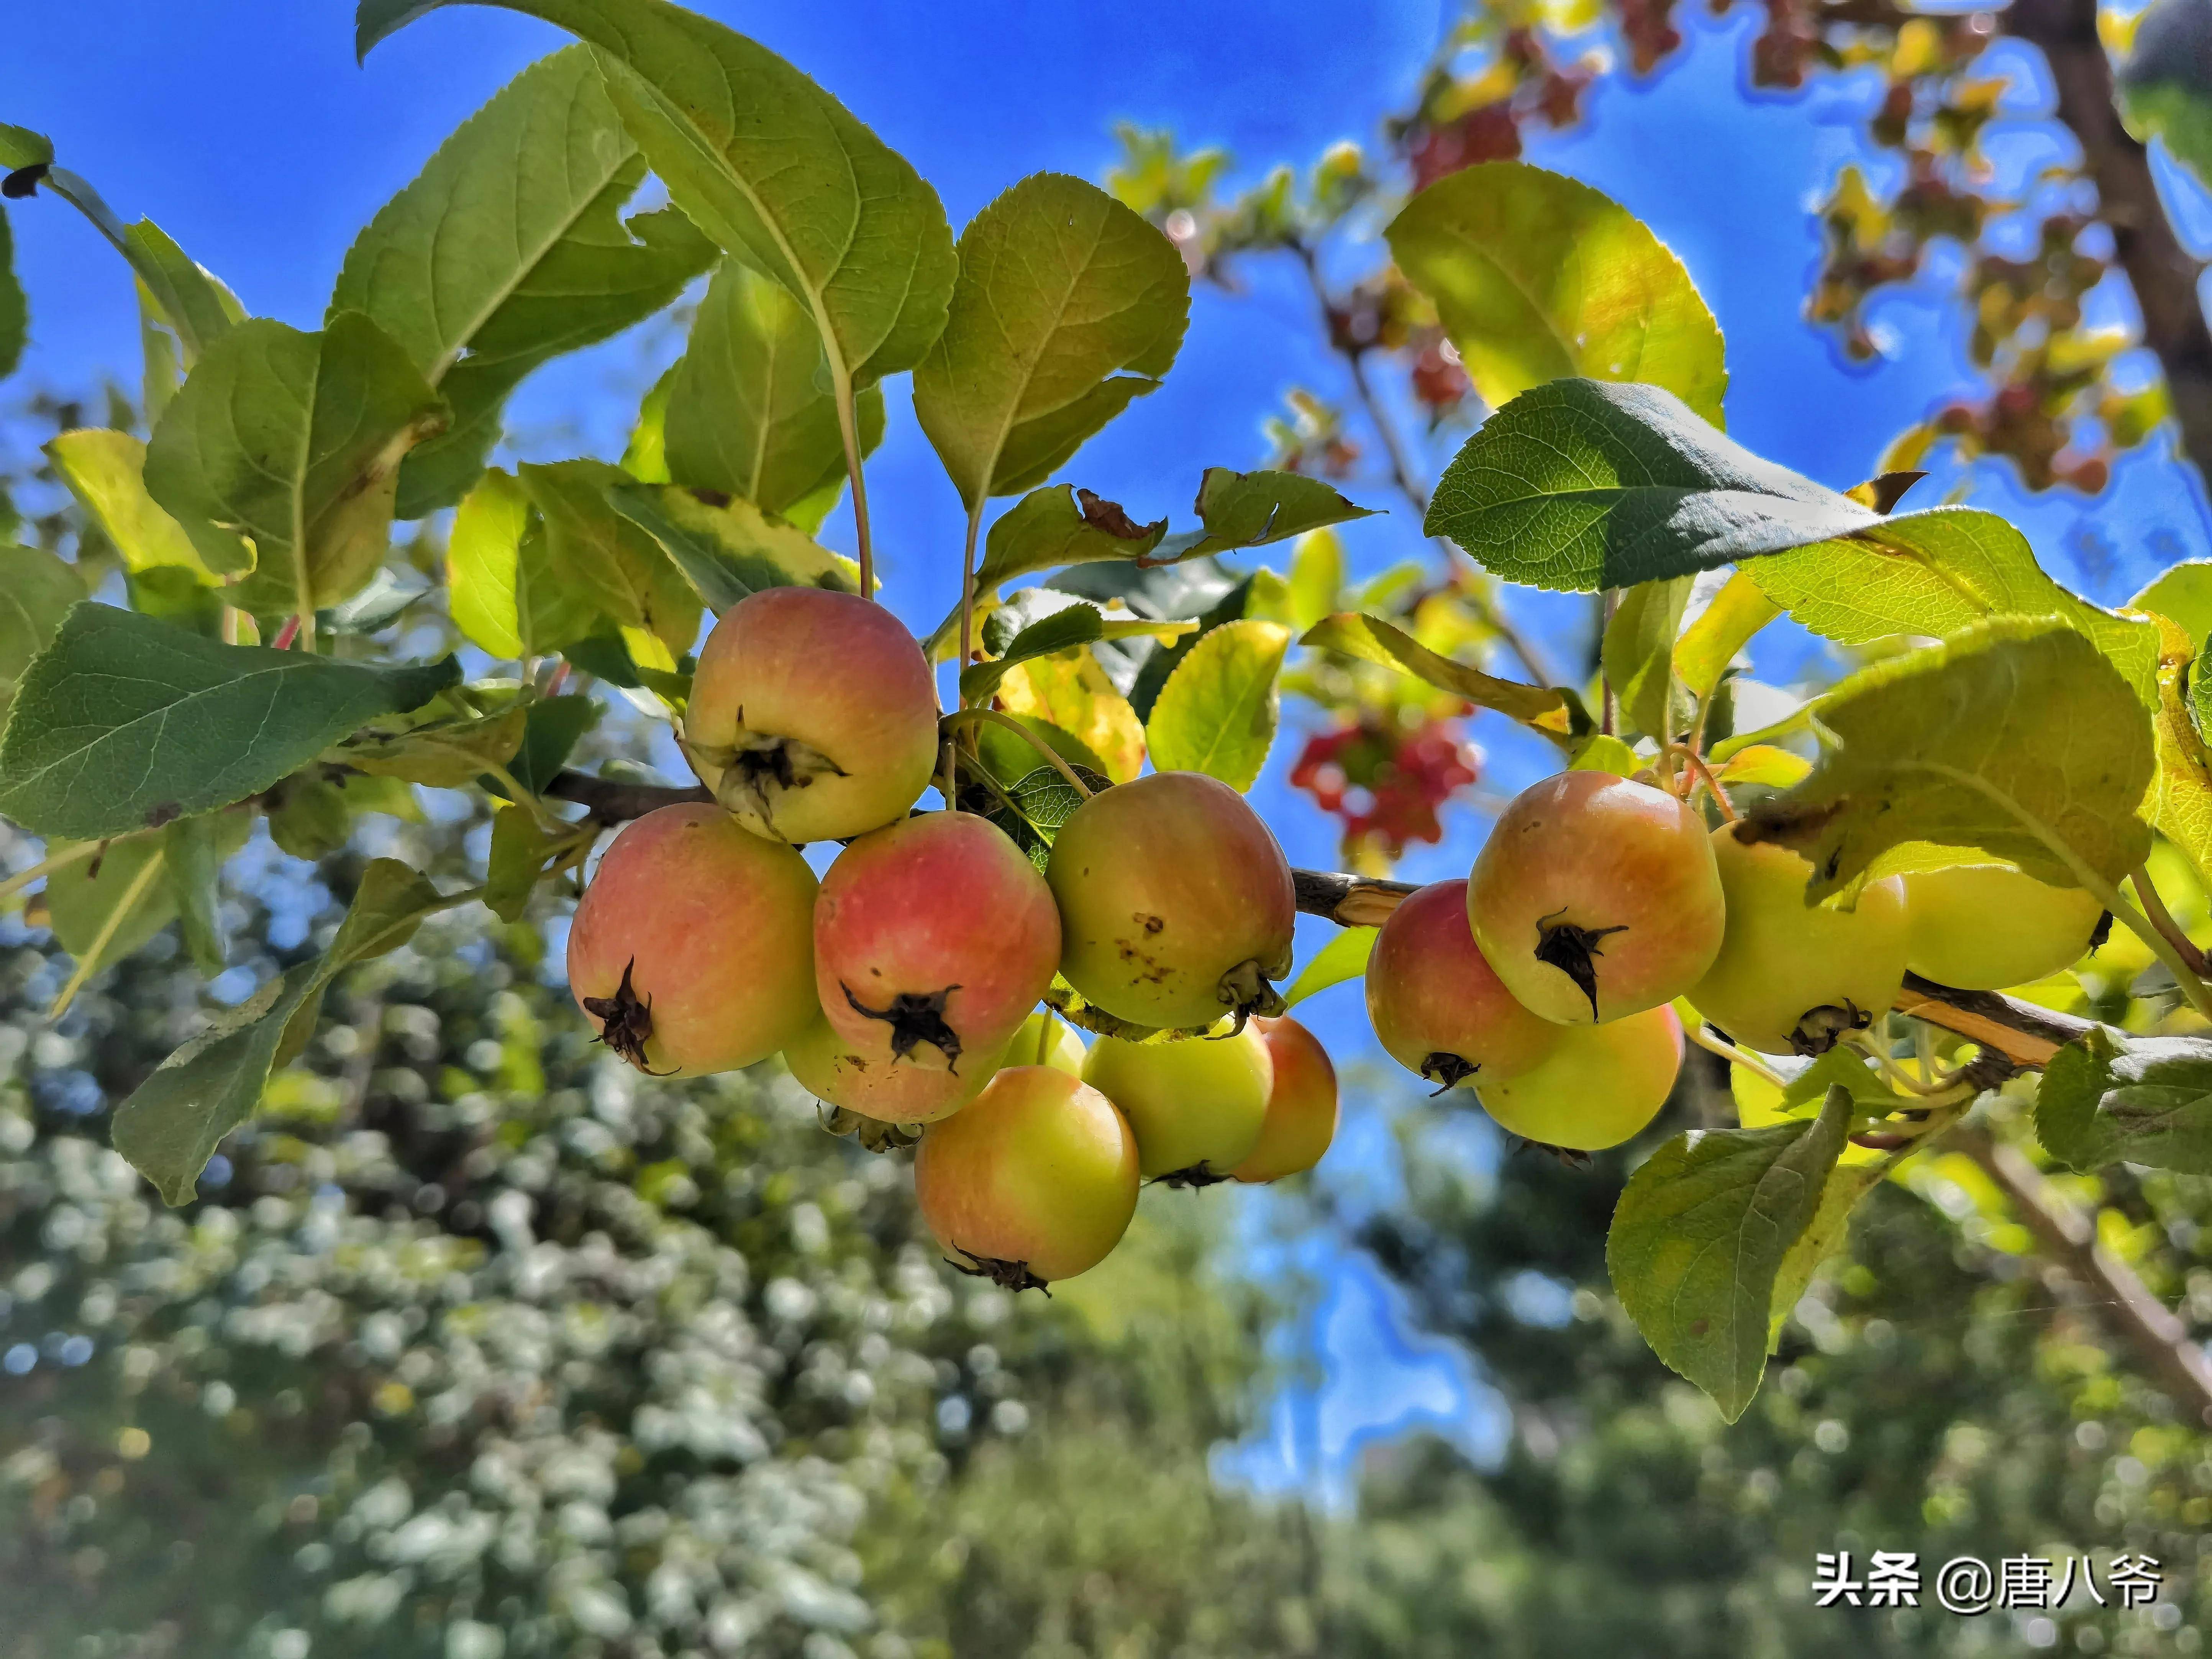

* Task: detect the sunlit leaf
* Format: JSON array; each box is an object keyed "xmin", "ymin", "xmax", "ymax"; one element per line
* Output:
[
  {"xmin": 607, "ymin": 480, "xmax": 855, "ymax": 614},
  {"xmin": 518, "ymin": 461, "xmax": 702, "ymax": 652},
  {"xmin": 1299, "ymin": 611, "xmax": 1579, "ymax": 738},
  {"xmin": 1601, "ymin": 577, "xmax": 1690, "ymax": 744},
  {"xmin": 47, "ymin": 428, "xmax": 247, "ymax": 580},
  {"xmin": 1282, "ymin": 925, "xmax": 1378, "ymax": 1010},
  {"xmin": 0, "ymin": 546, "xmax": 85, "ymax": 722},
  {"xmin": 1144, "ymin": 619, "xmax": 1290, "ymax": 792},
  {"xmin": 999, "ymin": 649, "xmax": 1145, "ymax": 784}
]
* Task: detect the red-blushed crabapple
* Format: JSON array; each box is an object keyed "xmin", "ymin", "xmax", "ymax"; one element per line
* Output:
[
  {"xmin": 566, "ymin": 803, "xmax": 817, "ymax": 1077},
  {"xmin": 914, "ymin": 1066, "xmax": 1140, "ymax": 1292},
  {"xmin": 815, "ymin": 811, "xmax": 1060, "ymax": 1081},
  {"xmin": 1687, "ymin": 824, "xmax": 1909, "ymax": 1055},
  {"xmin": 1366, "ymin": 878, "xmax": 1562, "ymax": 1093},
  {"xmin": 1230, "ymin": 1015, "xmax": 1340, "ymax": 1183},
  {"xmin": 1081, "ymin": 1023, "xmax": 1274, "ymax": 1185},
  {"xmin": 1467, "ymin": 770, "xmax": 1725, "ymax": 1025},
  {"xmin": 1474, "ymin": 1004, "xmax": 1684, "ymax": 1152},
  {"xmin": 1904, "ymin": 863, "xmax": 2107, "ymax": 990},
  {"xmin": 682, "ymin": 587, "xmax": 940, "ymax": 845},
  {"xmin": 1048, "ymin": 771, "xmax": 1296, "ymax": 1030},
  {"xmin": 782, "ymin": 1013, "xmax": 1007, "ymax": 1124}
]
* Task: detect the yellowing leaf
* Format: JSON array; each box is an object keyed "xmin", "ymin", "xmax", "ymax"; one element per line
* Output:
[
  {"xmin": 999, "ymin": 649, "xmax": 1145, "ymax": 784},
  {"xmin": 47, "ymin": 428, "xmax": 245, "ymax": 580},
  {"xmin": 1145, "ymin": 619, "xmax": 1291, "ymax": 792}
]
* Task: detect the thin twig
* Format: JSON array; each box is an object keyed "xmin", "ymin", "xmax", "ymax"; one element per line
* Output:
[
  {"xmin": 1684, "ymin": 1021, "xmax": 1787, "ymax": 1088},
  {"xmin": 938, "ymin": 708, "xmax": 1094, "ymax": 800},
  {"xmin": 1671, "ymin": 744, "xmax": 1738, "ymax": 820},
  {"xmin": 2132, "ymin": 865, "xmax": 2209, "ymax": 976}
]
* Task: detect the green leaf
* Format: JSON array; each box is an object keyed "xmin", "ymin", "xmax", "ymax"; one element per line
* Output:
[
  {"xmin": 1568, "ymin": 733, "xmax": 1640, "ymax": 775},
  {"xmin": 1602, "ymin": 577, "xmax": 1691, "ymax": 744},
  {"xmin": 446, "ymin": 468, "xmax": 598, "ymax": 658},
  {"xmin": 961, "ymin": 603, "xmax": 1106, "ymax": 704},
  {"xmin": 606, "ymin": 480, "xmax": 854, "ymax": 614},
  {"xmin": 506, "ymin": 693, "xmax": 600, "ymax": 794},
  {"xmin": 972, "ymin": 713, "xmax": 1107, "ymax": 790},
  {"xmin": 112, "ymin": 858, "xmax": 460, "ymax": 1204},
  {"xmin": 1287, "ymin": 529, "xmax": 1343, "ymax": 633},
  {"xmin": 1750, "ymin": 507, "xmax": 2158, "ymax": 705},
  {"xmin": 333, "ymin": 47, "xmax": 715, "ymax": 516},
  {"xmin": 664, "ymin": 261, "xmax": 884, "ymax": 518},
  {"xmin": 46, "ymin": 428, "xmax": 246, "ymax": 579},
  {"xmin": 1299, "ymin": 611, "xmax": 1580, "ymax": 738},
  {"xmin": 2037, "ymin": 1027, "xmax": 2212, "ymax": 1175},
  {"xmin": 1427, "ymin": 380, "xmax": 1874, "ymax": 592},
  {"xmin": 0, "ymin": 604, "xmax": 459, "ymax": 841},
  {"xmin": 1144, "ymin": 618, "xmax": 1290, "ymax": 792},
  {"xmin": 1282, "ymin": 926, "xmax": 1379, "ymax": 1010},
  {"xmin": 1387, "ymin": 160, "xmax": 1726, "ymax": 425},
  {"xmin": 1607, "ymin": 1083, "xmax": 1854, "ymax": 1421},
  {"xmin": 485, "ymin": 803, "xmax": 565, "ymax": 922},
  {"xmin": 361, "ymin": 0, "xmax": 956, "ymax": 393},
  {"xmin": 138, "ymin": 277, "xmax": 183, "ymax": 425},
  {"xmin": 0, "ymin": 546, "xmax": 84, "ymax": 721},
  {"xmin": 45, "ymin": 835, "xmax": 178, "ymax": 981},
  {"xmin": 915, "ymin": 172, "xmax": 1188, "ymax": 508},
  {"xmin": 330, "ymin": 707, "xmax": 528, "ymax": 789},
  {"xmin": 922, "ymin": 484, "xmax": 1167, "ymax": 660},
  {"xmin": 517, "ymin": 461, "xmax": 702, "ymax": 651},
  {"xmin": 1745, "ymin": 618, "xmax": 2155, "ymax": 903},
  {"xmin": 1128, "ymin": 574, "xmax": 1252, "ymax": 725},
  {"xmin": 267, "ymin": 776, "xmax": 353, "ymax": 861},
  {"xmin": 999, "ymin": 649, "xmax": 1146, "ymax": 784},
  {"xmin": 2136, "ymin": 561, "xmax": 2212, "ymax": 644},
  {"xmin": 0, "ymin": 125, "xmax": 54, "ymax": 171},
  {"xmin": 1767, "ymin": 1162, "xmax": 1883, "ymax": 1351},
  {"xmin": 0, "ymin": 205, "xmax": 23, "ymax": 382},
  {"xmin": 1673, "ymin": 569, "xmax": 1779, "ymax": 700},
  {"xmin": 143, "ymin": 313, "xmax": 450, "ymax": 618},
  {"xmin": 164, "ymin": 813, "xmax": 234, "ymax": 976},
  {"xmin": 1150, "ymin": 467, "xmax": 1378, "ymax": 566}
]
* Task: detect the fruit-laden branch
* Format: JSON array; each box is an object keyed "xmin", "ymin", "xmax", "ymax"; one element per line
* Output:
[
  {"xmin": 550, "ymin": 773, "xmax": 2093, "ymax": 1068},
  {"xmin": 2005, "ymin": 0, "xmax": 2212, "ymax": 480},
  {"xmin": 1952, "ymin": 1123, "xmax": 2212, "ymax": 1426}
]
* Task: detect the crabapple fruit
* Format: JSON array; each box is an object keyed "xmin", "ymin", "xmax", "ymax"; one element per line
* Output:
[
  {"xmin": 683, "ymin": 586, "xmax": 939, "ymax": 844},
  {"xmin": 1012, "ymin": 1010, "xmax": 1087, "ymax": 1077},
  {"xmin": 815, "ymin": 811, "xmax": 1061, "ymax": 1081},
  {"xmin": 1475, "ymin": 1005, "xmax": 1684, "ymax": 1152},
  {"xmin": 1230, "ymin": 1016, "xmax": 1340, "ymax": 1183},
  {"xmin": 1048, "ymin": 771, "xmax": 1296, "ymax": 1029},
  {"xmin": 914, "ymin": 1066, "xmax": 1140, "ymax": 1290},
  {"xmin": 1081, "ymin": 1023, "xmax": 1274, "ymax": 1184},
  {"xmin": 1366, "ymin": 878, "xmax": 1562, "ymax": 1092},
  {"xmin": 1904, "ymin": 863, "xmax": 2106, "ymax": 989},
  {"xmin": 783, "ymin": 1013, "xmax": 1006, "ymax": 1124},
  {"xmin": 1687, "ymin": 825, "xmax": 1909, "ymax": 1055},
  {"xmin": 1466, "ymin": 770, "xmax": 1725, "ymax": 1025},
  {"xmin": 566, "ymin": 803, "xmax": 817, "ymax": 1077}
]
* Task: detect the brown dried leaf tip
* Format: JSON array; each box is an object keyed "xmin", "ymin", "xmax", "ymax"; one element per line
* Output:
[
  {"xmin": 946, "ymin": 1246, "xmax": 1051, "ymax": 1295},
  {"xmin": 843, "ymin": 983, "xmax": 964, "ymax": 1071},
  {"xmin": 581, "ymin": 959, "xmax": 675, "ymax": 1075},
  {"xmin": 1533, "ymin": 909, "xmax": 1627, "ymax": 1020}
]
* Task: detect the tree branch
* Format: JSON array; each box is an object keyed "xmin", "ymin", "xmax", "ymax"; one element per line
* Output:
[
  {"xmin": 1952, "ymin": 1122, "xmax": 2212, "ymax": 1426},
  {"xmin": 2005, "ymin": 0, "xmax": 2212, "ymax": 480},
  {"xmin": 545, "ymin": 772, "xmax": 710, "ymax": 820}
]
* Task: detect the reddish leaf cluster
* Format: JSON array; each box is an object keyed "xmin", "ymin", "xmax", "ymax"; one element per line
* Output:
[{"xmin": 1290, "ymin": 714, "xmax": 1481, "ymax": 863}]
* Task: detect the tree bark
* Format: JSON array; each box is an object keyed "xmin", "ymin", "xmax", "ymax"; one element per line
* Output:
[{"xmin": 2005, "ymin": 0, "xmax": 2212, "ymax": 479}]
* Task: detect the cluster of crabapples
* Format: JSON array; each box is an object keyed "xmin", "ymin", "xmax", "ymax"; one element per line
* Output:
[
  {"xmin": 1367, "ymin": 770, "xmax": 2108, "ymax": 1148},
  {"xmin": 564, "ymin": 588, "xmax": 1338, "ymax": 1294}
]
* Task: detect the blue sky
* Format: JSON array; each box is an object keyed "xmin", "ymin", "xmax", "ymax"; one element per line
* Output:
[{"xmin": 11, "ymin": 0, "xmax": 2212, "ymax": 1502}]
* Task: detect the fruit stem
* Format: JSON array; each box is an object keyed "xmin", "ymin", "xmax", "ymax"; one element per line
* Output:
[
  {"xmin": 1841, "ymin": 1029, "xmax": 1965, "ymax": 1096},
  {"xmin": 938, "ymin": 708, "xmax": 1094, "ymax": 799},
  {"xmin": 1670, "ymin": 745, "xmax": 1738, "ymax": 822},
  {"xmin": 2131, "ymin": 865, "xmax": 2209, "ymax": 976},
  {"xmin": 830, "ymin": 364, "xmax": 875, "ymax": 600},
  {"xmin": 1036, "ymin": 1006, "xmax": 1055, "ymax": 1065},
  {"xmin": 482, "ymin": 761, "xmax": 571, "ymax": 837},
  {"xmin": 956, "ymin": 498, "xmax": 985, "ymax": 703},
  {"xmin": 1683, "ymin": 1021, "xmax": 1787, "ymax": 1089},
  {"xmin": 46, "ymin": 844, "xmax": 167, "ymax": 1020},
  {"xmin": 2102, "ymin": 886, "xmax": 2212, "ymax": 1022}
]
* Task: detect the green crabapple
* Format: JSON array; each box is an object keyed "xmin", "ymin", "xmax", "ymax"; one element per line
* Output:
[
  {"xmin": 1466, "ymin": 770, "xmax": 1725, "ymax": 1025},
  {"xmin": 1081, "ymin": 1022, "xmax": 1274, "ymax": 1184},
  {"xmin": 1048, "ymin": 771, "xmax": 1297, "ymax": 1030},
  {"xmin": 1903, "ymin": 863, "xmax": 2107, "ymax": 990},
  {"xmin": 567, "ymin": 803, "xmax": 818, "ymax": 1077},
  {"xmin": 914, "ymin": 1066, "xmax": 1141, "ymax": 1291},
  {"xmin": 814, "ymin": 811, "xmax": 1061, "ymax": 1082},
  {"xmin": 683, "ymin": 587, "xmax": 940, "ymax": 845},
  {"xmin": 1366, "ymin": 878, "xmax": 1562, "ymax": 1092},
  {"xmin": 1688, "ymin": 824, "xmax": 1909, "ymax": 1056},
  {"xmin": 1474, "ymin": 1003, "xmax": 1684, "ymax": 1152},
  {"xmin": 1230, "ymin": 1015, "xmax": 1340, "ymax": 1184}
]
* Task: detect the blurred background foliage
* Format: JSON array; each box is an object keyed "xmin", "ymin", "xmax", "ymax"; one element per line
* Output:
[{"xmin": 14, "ymin": 0, "xmax": 2212, "ymax": 1651}]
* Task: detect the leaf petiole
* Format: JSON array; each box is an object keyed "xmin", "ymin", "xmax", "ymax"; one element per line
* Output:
[{"xmin": 938, "ymin": 707, "xmax": 1095, "ymax": 800}]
